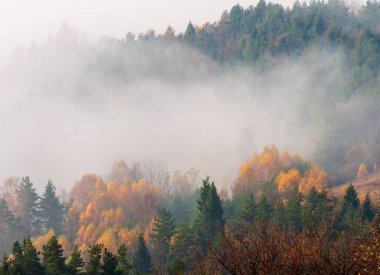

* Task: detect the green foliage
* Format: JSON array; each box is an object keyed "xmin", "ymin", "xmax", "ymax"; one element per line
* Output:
[
  {"xmin": 239, "ymin": 193, "xmax": 257, "ymax": 223},
  {"xmin": 256, "ymin": 196, "xmax": 272, "ymax": 224},
  {"xmin": 40, "ymin": 180, "xmax": 65, "ymax": 235},
  {"xmin": 42, "ymin": 236, "xmax": 67, "ymax": 275},
  {"xmin": 302, "ymin": 187, "xmax": 330, "ymax": 233},
  {"xmin": 86, "ymin": 244, "xmax": 103, "ymax": 275},
  {"xmin": 336, "ymin": 184, "xmax": 361, "ymax": 231},
  {"xmin": 16, "ymin": 177, "xmax": 42, "ymax": 236},
  {"xmin": 102, "ymin": 248, "xmax": 118, "ymax": 275},
  {"xmin": 116, "ymin": 244, "xmax": 132, "ymax": 275},
  {"xmin": 21, "ymin": 237, "xmax": 45, "ymax": 275},
  {"xmin": 67, "ymin": 246, "xmax": 84, "ymax": 275},
  {"xmin": 362, "ymin": 193, "xmax": 375, "ymax": 222},
  {"xmin": 0, "ymin": 199, "xmax": 22, "ymax": 255},
  {"xmin": 286, "ymin": 186, "xmax": 302, "ymax": 232},
  {"xmin": 133, "ymin": 234, "xmax": 151, "ymax": 275}
]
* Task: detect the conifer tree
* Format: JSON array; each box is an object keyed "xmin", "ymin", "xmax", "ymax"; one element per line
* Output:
[
  {"xmin": 22, "ymin": 237, "xmax": 45, "ymax": 275},
  {"xmin": 337, "ymin": 184, "xmax": 361, "ymax": 231},
  {"xmin": 302, "ymin": 187, "xmax": 329, "ymax": 232},
  {"xmin": 10, "ymin": 241, "xmax": 23, "ymax": 274},
  {"xmin": 194, "ymin": 177, "xmax": 224, "ymax": 252},
  {"xmin": 150, "ymin": 208, "xmax": 175, "ymax": 273},
  {"xmin": 0, "ymin": 255, "xmax": 11, "ymax": 275},
  {"xmin": 67, "ymin": 246, "xmax": 84, "ymax": 275},
  {"xmin": 133, "ymin": 234, "xmax": 151, "ymax": 275},
  {"xmin": 362, "ymin": 193, "xmax": 375, "ymax": 222},
  {"xmin": 184, "ymin": 22, "xmax": 196, "ymax": 44},
  {"xmin": 256, "ymin": 196, "xmax": 272, "ymax": 224},
  {"xmin": 40, "ymin": 180, "xmax": 64, "ymax": 235},
  {"xmin": 102, "ymin": 248, "xmax": 118, "ymax": 275},
  {"xmin": 117, "ymin": 244, "xmax": 132, "ymax": 275},
  {"xmin": 86, "ymin": 244, "xmax": 103, "ymax": 275},
  {"xmin": 0, "ymin": 199, "xmax": 22, "ymax": 254},
  {"xmin": 286, "ymin": 186, "xmax": 302, "ymax": 232},
  {"xmin": 16, "ymin": 177, "xmax": 42, "ymax": 235},
  {"xmin": 239, "ymin": 193, "xmax": 257, "ymax": 223},
  {"xmin": 42, "ymin": 236, "xmax": 67, "ymax": 275}
]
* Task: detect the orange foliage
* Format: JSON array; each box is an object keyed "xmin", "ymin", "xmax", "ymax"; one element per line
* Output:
[
  {"xmin": 70, "ymin": 173, "xmax": 104, "ymax": 210},
  {"xmin": 33, "ymin": 229, "xmax": 55, "ymax": 253},
  {"xmin": 357, "ymin": 163, "xmax": 368, "ymax": 179},
  {"xmin": 97, "ymin": 228, "xmax": 118, "ymax": 253},
  {"xmin": 299, "ymin": 164, "xmax": 328, "ymax": 194},
  {"xmin": 275, "ymin": 168, "xmax": 301, "ymax": 197}
]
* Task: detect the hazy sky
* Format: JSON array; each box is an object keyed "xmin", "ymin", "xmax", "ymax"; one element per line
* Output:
[{"xmin": 0, "ymin": 0, "xmax": 303, "ymax": 64}]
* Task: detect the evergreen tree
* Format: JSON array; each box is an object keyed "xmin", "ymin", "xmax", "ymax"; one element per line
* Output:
[
  {"xmin": 0, "ymin": 199, "xmax": 22, "ymax": 254},
  {"xmin": 133, "ymin": 234, "xmax": 151, "ymax": 275},
  {"xmin": 286, "ymin": 186, "xmax": 302, "ymax": 232},
  {"xmin": 256, "ymin": 196, "xmax": 273, "ymax": 224},
  {"xmin": 67, "ymin": 246, "xmax": 84, "ymax": 275},
  {"xmin": 22, "ymin": 237, "xmax": 45, "ymax": 275},
  {"xmin": 102, "ymin": 248, "xmax": 118, "ymax": 275},
  {"xmin": 337, "ymin": 184, "xmax": 361, "ymax": 231},
  {"xmin": 0, "ymin": 255, "xmax": 11, "ymax": 275},
  {"xmin": 302, "ymin": 187, "xmax": 330, "ymax": 233},
  {"xmin": 184, "ymin": 22, "xmax": 196, "ymax": 44},
  {"xmin": 194, "ymin": 177, "xmax": 224, "ymax": 252},
  {"xmin": 116, "ymin": 244, "xmax": 132, "ymax": 275},
  {"xmin": 86, "ymin": 244, "xmax": 103, "ymax": 275},
  {"xmin": 239, "ymin": 193, "xmax": 257, "ymax": 223},
  {"xmin": 362, "ymin": 193, "xmax": 375, "ymax": 222},
  {"xmin": 150, "ymin": 208, "xmax": 176, "ymax": 273},
  {"xmin": 42, "ymin": 236, "xmax": 67, "ymax": 275},
  {"xmin": 16, "ymin": 177, "xmax": 42, "ymax": 235},
  {"xmin": 40, "ymin": 180, "xmax": 65, "ymax": 235},
  {"xmin": 10, "ymin": 241, "xmax": 23, "ymax": 275}
]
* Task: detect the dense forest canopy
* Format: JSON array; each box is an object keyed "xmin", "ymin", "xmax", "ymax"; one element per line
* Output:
[{"xmin": 1, "ymin": 0, "xmax": 380, "ymax": 274}]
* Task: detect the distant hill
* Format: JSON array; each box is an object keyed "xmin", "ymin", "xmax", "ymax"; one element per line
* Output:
[{"xmin": 331, "ymin": 172, "xmax": 380, "ymax": 207}]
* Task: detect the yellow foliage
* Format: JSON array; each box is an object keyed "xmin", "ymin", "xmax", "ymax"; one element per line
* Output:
[
  {"xmin": 275, "ymin": 168, "xmax": 301, "ymax": 196},
  {"xmin": 299, "ymin": 164, "xmax": 328, "ymax": 194},
  {"xmin": 119, "ymin": 226, "xmax": 140, "ymax": 250},
  {"xmin": 33, "ymin": 228, "xmax": 55, "ymax": 253},
  {"xmin": 357, "ymin": 163, "xmax": 368, "ymax": 179},
  {"xmin": 97, "ymin": 228, "xmax": 118, "ymax": 253},
  {"xmin": 57, "ymin": 235, "xmax": 71, "ymax": 257}
]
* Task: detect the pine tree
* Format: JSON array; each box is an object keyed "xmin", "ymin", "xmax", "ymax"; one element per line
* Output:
[
  {"xmin": 286, "ymin": 186, "xmax": 302, "ymax": 232},
  {"xmin": 117, "ymin": 244, "xmax": 132, "ymax": 275},
  {"xmin": 184, "ymin": 22, "xmax": 196, "ymax": 44},
  {"xmin": 337, "ymin": 184, "xmax": 361, "ymax": 231},
  {"xmin": 302, "ymin": 187, "xmax": 329, "ymax": 232},
  {"xmin": 86, "ymin": 244, "xmax": 103, "ymax": 275},
  {"xmin": 40, "ymin": 180, "xmax": 64, "ymax": 235},
  {"xmin": 0, "ymin": 255, "xmax": 11, "ymax": 275},
  {"xmin": 42, "ymin": 236, "xmax": 67, "ymax": 275},
  {"xmin": 362, "ymin": 193, "xmax": 375, "ymax": 222},
  {"xmin": 102, "ymin": 248, "xmax": 118, "ymax": 275},
  {"xmin": 67, "ymin": 246, "xmax": 84, "ymax": 275},
  {"xmin": 150, "ymin": 208, "xmax": 175, "ymax": 273},
  {"xmin": 256, "ymin": 196, "xmax": 273, "ymax": 224},
  {"xmin": 0, "ymin": 199, "xmax": 22, "ymax": 254},
  {"xmin": 133, "ymin": 234, "xmax": 151, "ymax": 275},
  {"xmin": 16, "ymin": 177, "xmax": 42, "ymax": 235},
  {"xmin": 10, "ymin": 241, "xmax": 23, "ymax": 275},
  {"xmin": 239, "ymin": 193, "xmax": 257, "ymax": 223},
  {"xmin": 22, "ymin": 237, "xmax": 45, "ymax": 275},
  {"xmin": 194, "ymin": 177, "xmax": 224, "ymax": 252}
]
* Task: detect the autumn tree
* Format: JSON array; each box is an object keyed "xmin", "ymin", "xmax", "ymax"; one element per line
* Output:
[
  {"xmin": 357, "ymin": 163, "xmax": 368, "ymax": 179},
  {"xmin": 40, "ymin": 180, "xmax": 65, "ymax": 235}
]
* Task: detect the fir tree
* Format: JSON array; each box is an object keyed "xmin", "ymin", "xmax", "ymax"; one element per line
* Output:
[
  {"xmin": 86, "ymin": 244, "xmax": 103, "ymax": 275},
  {"xmin": 16, "ymin": 177, "xmax": 42, "ymax": 235},
  {"xmin": 184, "ymin": 22, "xmax": 196, "ymax": 44},
  {"xmin": 150, "ymin": 208, "xmax": 176, "ymax": 273},
  {"xmin": 40, "ymin": 180, "xmax": 65, "ymax": 235},
  {"xmin": 256, "ymin": 196, "xmax": 273, "ymax": 224},
  {"xmin": 102, "ymin": 248, "xmax": 118, "ymax": 275},
  {"xmin": 133, "ymin": 234, "xmax": 151, "ymax": 275},
  {"xmin": 337, "ymin": 184, "xmax": 361, "ymax": 231},
  {"xmin": 22, "ymin": 237, "xmax": 45, "ymax": 275},
  {"xmin": 362, "ymin": 193, "xmax": 375, "ymax": 222},
  {"xmin": 42, "ymin": 236, "xmax": 67, "ymax": 275},
  {"xmin": 194, "ymin": 178, "xmax": 224, "ymax": 252},
  {"xmin": 67, "ymin": 246, "xmax": 84, "ymax": 275},
  {"xmin": 286, "ymin": 186, "xmax": 302, "ymax": 232},
  {"xmin": 10, "ymin": 241, "xmax": 23, "ymax": 275},
  {"xmin": 239, "ymin": 193, "xmax": 257, "ymax": 223},
  {"xmin": 117, "ymin": 244, "xmax": 132, "ymax": 275}
]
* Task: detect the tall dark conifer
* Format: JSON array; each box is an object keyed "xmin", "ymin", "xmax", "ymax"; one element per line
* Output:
[
  {"xmin": 42, "ymin": 236, "xmax": 67, "ymax": 275},
  {"xmin": 40, "ymin": 180, "xmax": 64, "ymax": 235},
  {"xmin": 362, "ymin": 193, "xmax": 375, "ymax": 222},
  {"xmin": 133, "ymin": 234, "xmax": 151, "ymax": 275}
]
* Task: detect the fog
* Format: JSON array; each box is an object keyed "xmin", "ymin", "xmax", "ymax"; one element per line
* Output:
[{"xmin": 0, "ymin": 25, "xmax": 345, "ymax": 190}]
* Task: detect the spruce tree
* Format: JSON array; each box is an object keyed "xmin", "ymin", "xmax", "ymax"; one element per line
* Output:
[
  {"xmin": 40, "ymin": 180, "xmax": 64, "ymax": 235},
  {"xmin": 337, "ymin": 184, "xmax": 361, "ymax": 231},
  {"xmin": 0, "ymin": 199, "xmax": 22, "ymax": 254},
  {"xmin": 102, "ymin": 248, "xmax": 118, "ymax": 275},
  {"xmin": 194, "ymin": 178, "xmax": 224, "ymax": 252},
  {"xmin": 22, "ymin": 237, "xmax": 45, "ymax": 275},
  {"xmin": 302, "ymin": 188, "xmax": 330, "ymax": 232},
  {"xmin": 10, "ymin": 241, "xmax": 23, "ymax": 275},
  {"xmin": 239, "ymin": 193, "xmax": 257, "ymax": 223},
  {"xmin": 86, "ymin": 244, "xmax": 103, "ymax": 275},
  {"xmin": 256, "ymin": 196, "xmax": 273, "ymax": 224},
  {"xmin": 184, "ymin": 22, "xmax": 196, "ymax": 44},
  {"xmin": 117, "ymin": 244, "xmax": 132, "ymax": 275},
  {"xmin": 0, "ymin": 255, "xmax": 11, "ymax": 275},
  {"xmin": 133, "ymin": 234, "xmax": 151, "ymax": 275},
  {"xmin": 286, "ymin": 186, "xmax": 302, "ymax": 232},
  {"xmin": 362, "ymin": 193, "xmax": 375, "ymax": 222},
  {"xmin": 150, "ymin": 208, "xmax": 175, "ymax": 273},
  {"xmin": 16, "ymin": 177, "xmax": 42, "ymax": 235},
  {"xmin": 42, "ymin": 236, "xmax": 67, "ymax": 275},
  {"xmin": 67, "ymin": 246, "xmax": 84, "ymax": 275}
]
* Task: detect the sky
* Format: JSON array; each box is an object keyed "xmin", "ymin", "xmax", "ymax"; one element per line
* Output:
[{"xmin": 0, "ymin": 0, "xmax": 302, "ymax": 65}]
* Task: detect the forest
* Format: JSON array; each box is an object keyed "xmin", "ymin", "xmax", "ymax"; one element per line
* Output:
[{"xmin": 1, "ymin": 0, "xmax": 380, "ymax": 274}]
